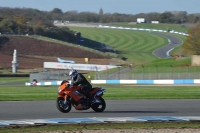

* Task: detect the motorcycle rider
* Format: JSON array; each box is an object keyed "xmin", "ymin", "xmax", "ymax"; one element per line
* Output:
[
  {"xmin": 31, "ymin": 78, "xmax": 38, "ymax": 86},
  {"xmin": 33, "ymin": 78, "xmax": 37, "ymax": 83},
  {"xmin": 69, "ymin": 69, "xmax": 93, "ymax": 101}
]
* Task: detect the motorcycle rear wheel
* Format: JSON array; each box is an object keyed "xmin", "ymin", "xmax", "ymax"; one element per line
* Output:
[
  {"xmin": 91, "ymin": 97, "xmax": 106, "ymax": 112},
  {"xmin": 56, "ymin": 97, "xmax": 72, "ymax": 113}
]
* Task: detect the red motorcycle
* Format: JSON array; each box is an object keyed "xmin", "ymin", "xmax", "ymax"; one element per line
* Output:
[{"xmin": 56, "ymin": 80, "xmax": 106, "ymax": 113}]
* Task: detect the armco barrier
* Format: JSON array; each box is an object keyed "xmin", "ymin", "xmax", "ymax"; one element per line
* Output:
[{"xmin": 25, "ymin": 79, "xmax": 200, "ymax": 86}]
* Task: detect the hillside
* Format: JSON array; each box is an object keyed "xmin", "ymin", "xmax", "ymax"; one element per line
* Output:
[{"xmin": 0, "ymin": 36, "xmax": 112, "ymax": 70}]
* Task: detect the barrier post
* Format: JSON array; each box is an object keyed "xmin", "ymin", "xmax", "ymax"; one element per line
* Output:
[{"xmin": 170, "ymin": 65, "xmax": 173, "ymax": 79}]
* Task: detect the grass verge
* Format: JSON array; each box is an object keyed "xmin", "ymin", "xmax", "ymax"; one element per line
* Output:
[
  {"xmin": 0, "ymin": 85, "xmax": 200, "ymax": 101},
  {"xmin": 69, "ymin": 27, "xmax": 168, "ymax": 64},
  {"xmin": 0, "ymin": 122, "xmax": 200, "ymax": 133}
]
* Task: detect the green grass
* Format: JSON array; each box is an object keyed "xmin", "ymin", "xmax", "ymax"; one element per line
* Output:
[
  {"xmin": 106, "ymin": 23, "xmax": 190, "ymax": 59},
  {"xmin": 0, "ymin": 85, "xmax": 200, "ymax": 101},
  {"xmin": 98, "ymin": 58, "xmax": 195, "ymax": 77},
  {"xmin": 0, "ymin": 77, "xmax": 29, "ymax": 82},
  {"xmin": 0, "ymin": 122, "xmax": 200, "ymax": 133},
  {"xmin": 127, "ymin": 58, "xmax": 200, "ymax": 79},
  {"xmin": 105, "ymin": 85, "xmax": 200, "ymax": 99},
  {"xmin": 69, "ymin": 27, "xmax": 168, "ymax": 65},
  {"xmin": 144, "ymin": 58, "xmax": 191, "ymax": 67},
  {"xmin": 169, "ymin": 33, "xmax": 189, "ymax": 56},
  {"xmin": 0, "ymin": 86, "xmax": 56, "ymax": 101},
  {"xmin": 129, "ymin": 58, "xmax": 200, "ymax": 75},
  {"xmin": 109, "ymin": 23, "xmax": 190, "ymax": 32}
]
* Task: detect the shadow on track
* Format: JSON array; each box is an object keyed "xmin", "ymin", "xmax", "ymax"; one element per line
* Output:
[{"xmin": 80, "ymin": 110, "xmax": 174, "ymax": 114}]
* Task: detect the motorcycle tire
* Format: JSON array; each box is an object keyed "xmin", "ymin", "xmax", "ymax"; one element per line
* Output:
[
  {"xmin": 91, "ymin": 97, "xmax": 106, "ymax": 112},
  {"xmin": 56, "ymin": 97, "xmax": 72, "ymax": 113}
]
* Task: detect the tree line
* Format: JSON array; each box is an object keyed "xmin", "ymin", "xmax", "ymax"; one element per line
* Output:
[
  {"xmin": 0, "ymin": 7, "xmax": 77, "ymax": 43},
  {"xmin": 0, "ymin": 7, "xmax": 200, "ymax": 34},
  {"xmin": 0, "ymin": 7, "xmax": 200, "ymax": 26}
]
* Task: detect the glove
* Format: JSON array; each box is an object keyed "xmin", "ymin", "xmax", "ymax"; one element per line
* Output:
[
  {"xmin": 70, "ymin": 83, "xmax": 74, "ymax": 88},
  {"xmin": 66, "ymin": 84, "xmax": 70, "ymax": 88}
]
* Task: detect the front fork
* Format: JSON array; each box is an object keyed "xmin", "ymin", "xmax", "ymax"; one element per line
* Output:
[{"xmin": 63, "ymin": 95, "xmax": 68, "ymax": 105}]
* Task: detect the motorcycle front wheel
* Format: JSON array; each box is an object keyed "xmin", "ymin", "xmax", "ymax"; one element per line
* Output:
[
  {"xmin": 91, "ymin": 97, "xmax": 106, "ymax": 112},
  {"xmin": 56, "ymin": 97, "xmax": 72, "ymax": 113}
]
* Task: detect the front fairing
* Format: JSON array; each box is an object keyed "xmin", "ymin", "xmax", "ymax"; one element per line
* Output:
[
  {"xmin": 58, "ymin": 81, "xmax": 69, "ymax": 97},
  {"xmin": 57, "ymin": 81, "xmax": 81, "ymax": 98}
]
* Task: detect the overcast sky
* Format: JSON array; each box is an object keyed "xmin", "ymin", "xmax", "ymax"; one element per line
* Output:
[{"xmin": 0, "ymin": 0, "xmax": 199, "ymax": 14}]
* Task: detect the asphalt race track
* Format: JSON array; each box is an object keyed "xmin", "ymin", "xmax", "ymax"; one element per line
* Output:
[
  {"xmin": 152, "ymin": 32, "xmax": 183, "ymax": 58},
  {"xmin": 0, "ymin": 100, "xmax": 200, "ymax": 120}
]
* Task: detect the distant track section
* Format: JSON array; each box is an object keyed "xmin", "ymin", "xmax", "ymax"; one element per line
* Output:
[{"xmin": 152, "ymin": 32, "xmax": 183, "ymax": 58}]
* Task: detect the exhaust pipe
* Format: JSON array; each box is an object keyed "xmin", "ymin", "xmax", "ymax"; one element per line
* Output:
[
  {"xmin": 92, "ymin": 89, "xmax": 106, "ymax": 104},
  {"xmin": 95, "ymin": 89, "xmax": 106, "ymax": 96}
]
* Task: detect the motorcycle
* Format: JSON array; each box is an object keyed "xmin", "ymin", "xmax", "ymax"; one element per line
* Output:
[
  {"xmin": 56, "ymin": 80, "xmax": 106, "ymax": 113},
  {"xmin": 30, "ymin": 81, "xmax": 37, "ymax": 86}
]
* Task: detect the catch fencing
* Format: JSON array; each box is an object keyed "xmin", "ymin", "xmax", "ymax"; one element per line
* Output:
[
  {"xmin": 29, "ymin": 69, "xmax": 70, "ymax": 82},
  {"xmin": 29, "ymin": 66, "xmax": 200, "ymax": 82},
  {"xmin": 95, "ymin": 66, "xmax": 200, "ymax": 80}
]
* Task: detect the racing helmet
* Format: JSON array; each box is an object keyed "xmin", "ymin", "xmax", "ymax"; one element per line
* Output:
[{"xmin": 69, "ymin": 69, "xmax": 78, "ymax": 79}]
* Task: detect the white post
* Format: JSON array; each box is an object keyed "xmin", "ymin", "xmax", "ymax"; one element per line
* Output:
[{"xmin": 11, "ymin": 49, "xmax": 18, "ymax": 73}]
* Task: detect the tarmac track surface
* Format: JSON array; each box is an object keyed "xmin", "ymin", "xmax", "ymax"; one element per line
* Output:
[
  {"xmin": 152, "ymin": 32, "xmax": 183, "ymax": 58},
  {"xmin": 0, "ymin": 99, "xmax": 200, "ymax": 120}
]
